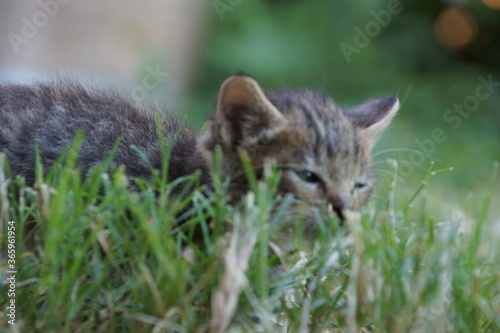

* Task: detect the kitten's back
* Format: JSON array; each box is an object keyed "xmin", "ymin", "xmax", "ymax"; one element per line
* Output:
[{"xmin": 0, "ymin": 82, "xmax": 209, "ymax": 185}]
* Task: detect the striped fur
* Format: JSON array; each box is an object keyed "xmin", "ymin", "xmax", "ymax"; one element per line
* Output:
[{"xmin": 199, "ymin": 75, "xmax": 399, "ymax": 227}]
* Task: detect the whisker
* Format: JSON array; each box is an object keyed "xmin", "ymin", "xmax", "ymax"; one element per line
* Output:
[
  {"xmin": 373, "ymin": 148, "xmax": 422, "ymax": 158},
  {"xmin": 374, "ymin": 152, "xmax": 442, "ymax": 164},
  {"xmin": 373, "ymin": 159, "xmax": 430, "ymax": 171}
]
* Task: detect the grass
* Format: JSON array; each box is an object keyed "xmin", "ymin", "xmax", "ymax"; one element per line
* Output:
[{"xmin": 0, "ymin": 144, "xmax": 499, "ymax": 332}]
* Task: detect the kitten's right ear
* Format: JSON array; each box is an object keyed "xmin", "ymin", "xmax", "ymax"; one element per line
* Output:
[
  {"xmin": 345, "ymin": 96, "xmax": 399, "ymax": 141},
  {"xmin": 201, "ymin": 75, "xmax": 285, "ymax": 151}
]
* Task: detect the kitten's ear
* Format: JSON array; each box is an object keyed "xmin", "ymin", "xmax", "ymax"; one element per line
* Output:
[
  {"xmin": 345, "ymin": 96, "xmax": 399, "ymax": 141},
  {"xmin": 211, "ymin": 75, "xmax": 285, "ymax": 148}
]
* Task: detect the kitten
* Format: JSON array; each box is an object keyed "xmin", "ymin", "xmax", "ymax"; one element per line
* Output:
[
  {"xmin": 200, "ymin": 76, "xmax": 398, "ymax": 225},
  {"xmin": 0, "ymin": 75, "xmax": 399, "ymax": 228}
]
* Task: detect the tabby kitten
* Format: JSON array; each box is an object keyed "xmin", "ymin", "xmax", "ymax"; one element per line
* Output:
[{"xmin": 0, "ymin": 75, "xmax": 399, "ymax": 227}]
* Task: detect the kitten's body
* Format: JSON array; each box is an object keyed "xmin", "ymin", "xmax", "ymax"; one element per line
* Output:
[
  {"xmin": 0, "ymin": 75, "xmax": 399, "ymax": 227},
  {"xmin": 0, "ymin": 82, "xmax": 210, "ymax": 187}
]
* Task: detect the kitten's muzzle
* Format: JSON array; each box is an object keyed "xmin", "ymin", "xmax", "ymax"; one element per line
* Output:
[{"xmin": 328, "ymin": 193, "xmax": 352, "ymax": 223}]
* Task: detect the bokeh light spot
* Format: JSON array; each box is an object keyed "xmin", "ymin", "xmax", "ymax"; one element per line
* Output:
[
  {"xmin": 435, "ymin": 7, "xmax": 478, "ymax": 49},
  {"xmin": 482, "ymin": 0, "xmax": 500, "ymax": 10}
]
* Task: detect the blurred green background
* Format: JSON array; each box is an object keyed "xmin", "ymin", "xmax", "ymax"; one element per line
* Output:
[{"xmin": 185, "ymin": 0, "xmax": 499, "ymax": 207}]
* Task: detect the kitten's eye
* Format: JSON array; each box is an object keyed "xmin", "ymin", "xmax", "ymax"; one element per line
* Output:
[
  {"xmin": 296, "ymin": 170, "xmax": 321, "ymax": 183},
  {"xmin": 354, "ymin": 182, "xmax": 367, "ymax": 189}
]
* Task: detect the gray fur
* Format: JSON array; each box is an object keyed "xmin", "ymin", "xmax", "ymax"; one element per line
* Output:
[{"xmin": 0, "ymin": 82, "xmax": 210, "ymax": 186}]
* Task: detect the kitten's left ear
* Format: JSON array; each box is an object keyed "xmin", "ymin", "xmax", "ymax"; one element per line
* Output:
[{"xmin": 345, "ymin": 96, "xmax": 399, "ymax": 141}]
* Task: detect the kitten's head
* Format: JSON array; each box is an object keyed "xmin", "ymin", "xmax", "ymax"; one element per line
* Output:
[{"xmin": 198, "ymin": 75, "xmax": 399, "ymax": 226}]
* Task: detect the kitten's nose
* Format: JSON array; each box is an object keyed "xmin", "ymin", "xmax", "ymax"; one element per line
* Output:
[{"xmin": 328, "ymin": 192, "xmax": 351, "ymax": 222}]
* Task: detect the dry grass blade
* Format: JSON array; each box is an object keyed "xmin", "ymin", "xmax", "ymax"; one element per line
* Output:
[
  {"xmin": 211, "ymin": 195, "xmax": 259, "ymax": 333},
  {"xmin": 345, "ymin": 210, "xmax": 363, "ymax": 333}
]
